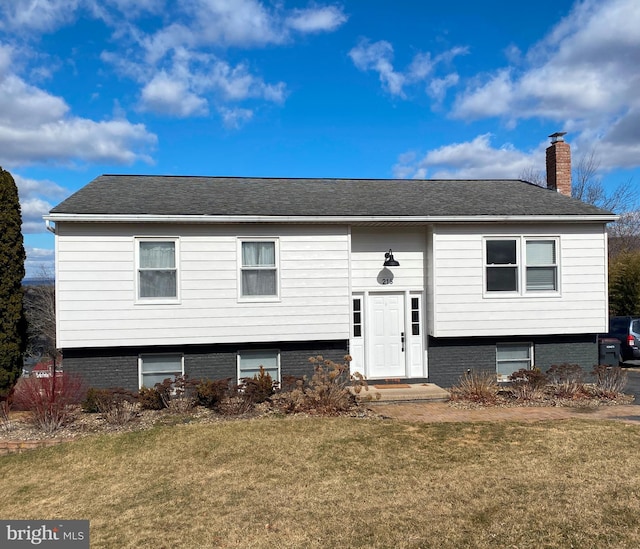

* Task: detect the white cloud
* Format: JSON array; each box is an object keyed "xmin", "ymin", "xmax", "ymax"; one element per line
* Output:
[
  {"xmin": 24, "ymin": 247, "xmax": 55, "ymax": 279},
  {"xmin": 135, "ymin": 47, "xmax": 286, "ymax": 117},
  {"xmin": 349, "ymin": 39, "xmax": 467, "ymax": 100},
  {"xmin": 285, "ymin": 6, "xmax": 348, "ymax": 33},
  {"xmin": 349, "ymin": 39, "xmax": 406, "ymax": 97},
  {"xmin": 453, "ymin": 0, "xmax": 640, "ymax": 126},
  {"xmin": 0, "ymin": 47, "xmax": 157, "ymax": 166},
  {"xmin": 0, "ymin": 0, "xmax": 81, "ymax": 33},
  {"xmin": 393, "ymin": 134, "xmax": 543, "ymax": 180},
  {"xmin": 14, "ymin": 174, "xmax": 67, "ymax": 234},
  {"xmin": 428, "ymin": 73, "xmax": 459, "ymax": 103},
  {"xmin": 219, "ymin": 106, "xmax": 253, "ymax": 129},
  {"xmin": 20, "ymin": 197, "xmax": 52, "ymax": 233},
  {"xmin": 140, "ymin": 71, "xmax": 209, "ymax": 117}
]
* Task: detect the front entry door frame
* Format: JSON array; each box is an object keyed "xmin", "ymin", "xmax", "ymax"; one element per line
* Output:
[{"xmin": 352, "ymin": 290, "xmax": 424, "ymax": 380}]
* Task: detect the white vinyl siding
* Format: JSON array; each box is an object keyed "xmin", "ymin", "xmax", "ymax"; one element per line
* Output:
[
  {"xmin": 139, "ymin": 354, "xmax": 183, "ymax": 388},
  {"xmin": 350, "ymin": 228, "xmax": 426, "ymax": 291},
  {"xmin": 55, "ymin": 223, "xmax": 350, "ymax": 348},
  {"xmin": 431, "ymin": 223, "xmax": 609, "ymax": 337}
]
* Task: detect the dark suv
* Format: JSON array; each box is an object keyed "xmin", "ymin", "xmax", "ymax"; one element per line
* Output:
[{"xmin": 608, "ymin": 316, "xmax": 640, "ymax": 362}]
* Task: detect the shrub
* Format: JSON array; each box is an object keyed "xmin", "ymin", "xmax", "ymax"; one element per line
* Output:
[
  {"xmin": 82, "ymin": 387, "xmax": 109, "ymax": 413},
  {"xmin": 12, "ymin": 373, "xmax": 86, "ymax": 433},
  {"xmin": 449, "ymin": 370, "xmax": 499, "ymax": 404},
  {"xmin": 272, "ymin": 355, "xmax": 364, "ymax": 416},
  {"xmin": 195, "ymin": 378, "xmax": 231, "ymax": 409},
  {"xmin": 160, "ymin": 375, "xmax": 197, "ymax": 413},
  {"xmin": 84, "ymin": 387, "xmax": 138, "ymax": 426},
  {"xmin": 591, "ymin": 365, "xmax": 627, "ymax": 398},
  {"xmin": 138, "ymin": 385, "xmax": 166, "ymax": 410},
  {"xmin": 240, "ymin": 366, "xmax": 276, "ymax": 404},
  {"xmin": 216, "ymin": 386, "xmax": 256, "ymax": 417},
  {"xmin": 508, "ymin": 368, "xmax": 548, "ymax": 401},
  {"xmin": 546, "ymin": 363, "xmax": 586, "ymax": 399}
]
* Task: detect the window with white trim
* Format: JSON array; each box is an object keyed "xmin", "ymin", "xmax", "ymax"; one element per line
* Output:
[
  {"xmin": 237, "ymin": 350, "xmax": 280, "ymax": 383},
  {"xmin": 525, "ymin": 239, "xmax": 557, "ymax": 291},
  {"xmin": 240, "ymin": 240, "xmax": 278, "ymax": 298},
  {"xmin": 486, "ymin": 239, "xmax": 518, "ymax": 292},
  {"xmin": 496, "ymin": 343, "xmax": 533, "ymax": 381},
  {"xmin": 139, "ymin": 354, "xmax": 183, "ymax": 388},
  {"xmin": 485, "ymin": 237, "xmax": 559, "ymax": 295},
  {"xmin": 137, "ymin": 239, "xmax": 178, "ymax": 300},
  {"xmin": 353, "ymin": 298, "xmax": 362, "ymax": 338}
]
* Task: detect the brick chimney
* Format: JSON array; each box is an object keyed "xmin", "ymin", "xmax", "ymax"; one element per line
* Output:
[{"xmin": 546, "ymin": 132, "xmax": 571, "ymax": 197}]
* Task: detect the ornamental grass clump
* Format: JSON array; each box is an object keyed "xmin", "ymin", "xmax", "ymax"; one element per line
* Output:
[
  {"xmin": 546, "ymin": 363, "xmax": 586, "ymax": 399},
  {"xmin": 591, "ymin": 364, "xmax": 627, "ymax": 399},
  {"xmin": 449, "ymin": 369, "xmax": 499, "ymax": 404}
]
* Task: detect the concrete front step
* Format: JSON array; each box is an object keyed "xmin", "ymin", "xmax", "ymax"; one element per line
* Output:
[{"xmin": 352, "ymin": 383, "xmax": 450, "ymax": 403}]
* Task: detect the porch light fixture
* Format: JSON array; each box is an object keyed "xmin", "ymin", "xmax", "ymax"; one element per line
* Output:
[{"xmin": 383, "ymin": 249, "xmax": 400, "ymax": 267}]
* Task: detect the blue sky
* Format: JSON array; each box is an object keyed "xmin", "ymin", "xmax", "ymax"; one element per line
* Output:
[{"xmin": 1, "ymin": 0, "xmax": 639, "ymax": 278}]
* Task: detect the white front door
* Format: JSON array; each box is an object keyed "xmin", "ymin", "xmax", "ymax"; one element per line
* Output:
[{"xmin": 368, "ymin": 293, "xmax": 406, "ymax": 378}]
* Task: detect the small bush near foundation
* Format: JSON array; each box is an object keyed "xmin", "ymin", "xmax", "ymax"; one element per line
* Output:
[
  {"xmin": 85, "ymin": 388, "xmax": 138, "ymax": 425},
  {"xmin": 138, "ymin": 385, "xmax": 166, "ymax": 410},
  {"xmin": 450, "ymin": 370, "xmax": 498, "ymax": 404},
  {"xmin": 271, "ymin": 355, "xmax": 366, "ymax": 416},
  {"xmin": 240, "ymin": 366, "xmax": 276, "ymax": 404},
  {"xmin": 591, "ymin": 365, "xmax": 627, "ymax": 398},
  {"xmin": 12, "ymin": 373, "xmax": 86, "ymax": 433},
  {"xmin": 508, "ymin": 368, "xmax": 548, "ymax": 401},
  {"xmin": 82, "ymin": 388, "xmax": 111, "ymax": 413},
  {"xmin": 195, "ymin": 378, "xmax": 231, "ymax": 409},
  {"xmin": 546, "ymin": 363, "xmax": 585, "ymax": 399},
  {"xmin": 216, "ymin": 388, "xmax": 255, "ymax": 417},
  {"xmin": 160, "ymin": 375, "xmax": 197, "ymax": 413}
]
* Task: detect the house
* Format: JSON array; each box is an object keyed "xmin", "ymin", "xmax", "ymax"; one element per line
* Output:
[{"xmin": 45, "ymin": 135, "xmax": 617, "ymax": 390}]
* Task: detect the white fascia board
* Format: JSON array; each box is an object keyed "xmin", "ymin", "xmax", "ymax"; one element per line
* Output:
[{"xmin": 43, "ymin": 213, "xmax": 619, "ymax": 224}]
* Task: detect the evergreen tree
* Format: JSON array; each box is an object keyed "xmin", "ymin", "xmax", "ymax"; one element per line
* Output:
[
  {"xmin": 0, "ymin": 167, "xmax": 27, "ymax": 397},
  {"xmin": 609, "ymin": 251, "xmax": 640, "ymax": 316}
]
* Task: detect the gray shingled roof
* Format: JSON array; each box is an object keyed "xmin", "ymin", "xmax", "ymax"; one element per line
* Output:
[{"xmin": 50, "ymin": 175, "xmax": 611, "ymax": 217}]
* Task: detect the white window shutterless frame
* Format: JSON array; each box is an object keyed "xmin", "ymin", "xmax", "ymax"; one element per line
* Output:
[
  {"xmin": 238, "ymin": 239, "xmax": 279, "ymax": 300},
  {"xmin": 136, "ymin": 238, "xmax": 179, "ymax": 302}
]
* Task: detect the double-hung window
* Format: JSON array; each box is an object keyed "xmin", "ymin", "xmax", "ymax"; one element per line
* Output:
[
  {"xmin": 137, "ymin": 239, "xmax": 178, "ymax": 300},
  {"xmin": 485, "ymin": 237, "xmax": 558, "ymax": 295},
  {"xmin": 237, "ymin": 350, "xmax": 280, "ymax": 383},
  {"xmin": 139, "ymin": 354, "xmax": 183, "ymax": 388},
  {"xmin": 240, "ymin": 240, "xmax": 278, "ymax": 298},
  {"xmin": 486, "ymin": 239, "xmax": 518, "ymax": 292},
  {"xmin": 496, "ymin": 343, "xmax": 533, "ymax": 381},
  {"xmin": 525, "ymin": 240, "xmax": 557, "ymax": 291}
]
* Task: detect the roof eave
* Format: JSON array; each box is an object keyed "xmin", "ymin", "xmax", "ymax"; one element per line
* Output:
[{"xmin": 43, "ymin": 213, "xmax": 619, "ymax": 224}]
